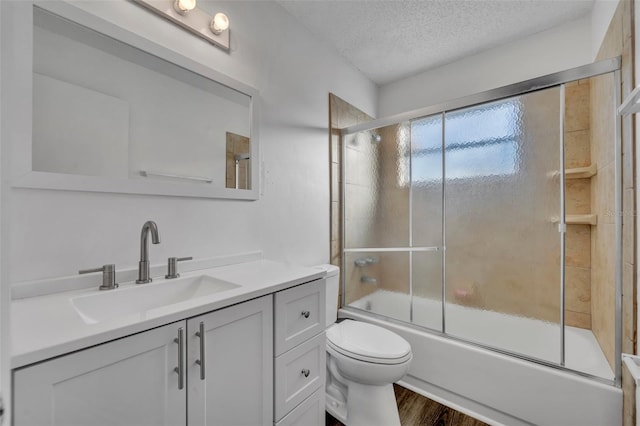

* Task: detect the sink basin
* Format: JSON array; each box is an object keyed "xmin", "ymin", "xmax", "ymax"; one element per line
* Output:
[{"xmin": 71, "ymin": 275, "xmax": 240, "ymax": 324}]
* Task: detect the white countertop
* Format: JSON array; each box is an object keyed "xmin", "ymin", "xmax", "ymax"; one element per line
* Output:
[{"xmin": 11, "ymin": 259, "xmax": 324, "ymax": 369}]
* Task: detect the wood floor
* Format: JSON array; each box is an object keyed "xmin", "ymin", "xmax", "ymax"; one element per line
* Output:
[{"xmin": 325, "ymin": 384, "xmax": 488, "ymax": 426}]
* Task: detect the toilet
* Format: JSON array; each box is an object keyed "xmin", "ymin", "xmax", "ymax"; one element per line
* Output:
[{"xmin": 315, "ymin": 264, "xmax": 412, "ymax": 426}]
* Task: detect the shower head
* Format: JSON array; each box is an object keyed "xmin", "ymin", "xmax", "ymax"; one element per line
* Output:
[
  {"xmin": 371, "ymin": 133, "xmax": 382, "ymax": 144},
  {"xmin": 234, "ymin": 153, "xmax": 250, "ymax": 161}
]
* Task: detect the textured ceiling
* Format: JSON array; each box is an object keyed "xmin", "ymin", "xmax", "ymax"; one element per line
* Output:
[{"xmin": 277, "ymin": 0, "xmax": 595, "ymax": 85}]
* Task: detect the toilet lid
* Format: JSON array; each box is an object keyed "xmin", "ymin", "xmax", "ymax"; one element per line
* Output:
[{"xmin": 326, "ymin": 320, "xmax": 411, "ymax": 363}]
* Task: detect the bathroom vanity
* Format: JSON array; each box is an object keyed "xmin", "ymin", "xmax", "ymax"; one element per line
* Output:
[{"xmin": 11, "ymin": 256, "xmax": 326, "ymax": 426}]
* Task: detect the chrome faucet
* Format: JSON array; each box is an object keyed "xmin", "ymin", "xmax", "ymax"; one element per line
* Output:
[{"xmin": 136, "ymin": 220, "xmax": 160, "ymax": 284}]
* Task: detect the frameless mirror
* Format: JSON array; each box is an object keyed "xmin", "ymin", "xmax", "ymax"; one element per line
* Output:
[{"xmin": 21, "ymin": 4, "xmax": 258, "ymax": 199}]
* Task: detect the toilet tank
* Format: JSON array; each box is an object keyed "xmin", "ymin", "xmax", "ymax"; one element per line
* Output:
[{"xmin": 313, "ymin": 264, "xmax": 340, "ymax": 327}]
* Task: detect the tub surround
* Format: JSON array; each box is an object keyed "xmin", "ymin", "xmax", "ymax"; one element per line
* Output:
[
  {"xmin": 11, "ymin": 254, "xmax": 323, "ymax": 368},
  {"xmin": 564, "ymin": 79, "xmax": 593, "ymax": 330}
]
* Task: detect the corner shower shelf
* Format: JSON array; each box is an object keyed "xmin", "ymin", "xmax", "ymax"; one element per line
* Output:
[
  {"xmin": 566, "ymin": 163, "xmax": 597, "ymax": 179},
  {"xmin": 566, "ymin": 214, "xmax": 598, "ymax": 226}
]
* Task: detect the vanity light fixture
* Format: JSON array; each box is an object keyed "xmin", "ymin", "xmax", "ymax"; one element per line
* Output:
[
  {"xmin": 210, "ymin": 13, "xmax": 229, "ymax": 35},
  {"xmin": 133, "ymin": 0, "xmax": 230, "ymax": 51},
  {"xmin": 173, "ymin": 0, "xmax": 196, "ymax": 15}
]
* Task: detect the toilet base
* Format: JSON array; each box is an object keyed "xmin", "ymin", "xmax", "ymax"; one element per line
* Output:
[
  {"xmin": 325, "ymin": 390, "xmax": 347, "ymax": 423},
  {"xmin": 326, "ymin": 381, "xmax": 401, "ymax": 426}
]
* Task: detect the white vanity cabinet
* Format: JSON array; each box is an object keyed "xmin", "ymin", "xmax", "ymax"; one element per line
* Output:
[
  {"xmin": 13, "ymin": 322, "xmax": 187, "ymax": 426},
  {"xmin": 274, "ymin": 280, "xmax": 326, "ymax": 425},
  {"xmin": 187, "ymin": 295, "xmax": 273, "ymax": 425},
  {"xmin": 13, "ymin": 295, "xmax": 273, "ymax": 426}
]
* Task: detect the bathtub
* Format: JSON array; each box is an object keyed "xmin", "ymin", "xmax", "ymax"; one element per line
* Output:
[{"xmin": 342, "ymin": 290, "xmax": 622, "ymax": 426}]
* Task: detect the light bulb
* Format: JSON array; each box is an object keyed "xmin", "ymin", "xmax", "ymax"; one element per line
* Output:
[
  {"xmin": 173, "ymin": 0, "xmax": 196, "ymax": 15},
  {"xmin": 210, "ymin": 12, "xmax": 229, "ymax": 35}
]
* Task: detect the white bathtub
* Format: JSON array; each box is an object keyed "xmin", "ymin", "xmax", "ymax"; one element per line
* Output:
[{"xmin": 343, "ymin": 290, "xmax": 622, "ymax": 426}]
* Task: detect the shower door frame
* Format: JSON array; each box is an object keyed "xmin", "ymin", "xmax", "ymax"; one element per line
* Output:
[{"xmin": 340, "ymin": 57, "xmax": 623, "ymax": 385}]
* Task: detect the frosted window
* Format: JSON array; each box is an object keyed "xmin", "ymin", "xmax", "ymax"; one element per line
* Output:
[{"xmin": 401, "ymin": 101, "xmax": 519, "ymax": 185}]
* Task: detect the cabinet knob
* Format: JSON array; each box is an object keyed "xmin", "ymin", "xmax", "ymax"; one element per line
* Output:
[
  {"xmin": 301, "ymin": 311, "xmax": 310, "ymax": 319},
  {"xmin": 301, "ymin": 369, "xmax": 310, "ymax": 378}
]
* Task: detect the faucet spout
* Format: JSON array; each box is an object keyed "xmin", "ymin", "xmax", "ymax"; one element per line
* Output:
[{"xmin": 137, "ymin": 220, "xmax": 160, "ymax": 284}]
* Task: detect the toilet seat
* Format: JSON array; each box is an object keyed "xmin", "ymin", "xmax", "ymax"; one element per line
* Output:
[{"xmin": 326, "ymin": 320, "xmax": 412, "ymax": 365}]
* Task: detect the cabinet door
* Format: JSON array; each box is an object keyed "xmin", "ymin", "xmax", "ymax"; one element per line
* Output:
[
  {"xmin": 187, "ymin": 295, "xmax": 273, "ymax": 426},
  {"xmin": 13, "ymin": 322, "xmax": 187, "ymax": 426}
]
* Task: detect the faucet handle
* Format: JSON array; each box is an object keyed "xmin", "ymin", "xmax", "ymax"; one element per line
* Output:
[
  {"xmin": 79, "ymin": 264, "xmax": 119, "ymax": 291},
  {"xmin": 165, "ymin": 257, "xmax": 193, "ymax": 279}
]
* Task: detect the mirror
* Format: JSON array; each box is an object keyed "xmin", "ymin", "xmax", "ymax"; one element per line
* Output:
[{"xmin": 19, "ymin": 4, "xmax": 258, "ymax": 199}]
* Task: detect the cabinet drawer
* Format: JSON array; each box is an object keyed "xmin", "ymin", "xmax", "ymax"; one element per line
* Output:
[
  {"xmin": 274, "ymin": 279, "xmax": 325, "ymax": 355},
  {"xmin": 275, "ymin": 388, "xmax": 325, "ymax": 426},
  {"xmin": 274, "ymin": 332, "xmax": 326, "ymax": 421}
]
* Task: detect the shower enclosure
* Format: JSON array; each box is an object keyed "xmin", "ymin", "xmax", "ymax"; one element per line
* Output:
[{"xmin": 340, "ymin": 59, "xmax": 622, "ymax": 383}]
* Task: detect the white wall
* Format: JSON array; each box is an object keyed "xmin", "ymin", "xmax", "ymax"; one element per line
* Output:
[
  {"xmin": 7, "ymin": 0, "xmax": 377, "ymax": 284},
  {"xmin": 378, "ymin": 15, "xmax": 592, "ymax": 117},
  {"xmin": 593, "ymin": 0, "xmax": 622, "ymax": 59}
]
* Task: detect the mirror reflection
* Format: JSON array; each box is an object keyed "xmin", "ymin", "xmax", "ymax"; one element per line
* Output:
[{"xmin": 32, "ymin": 7, "xmax": 252, "ymax": 190}]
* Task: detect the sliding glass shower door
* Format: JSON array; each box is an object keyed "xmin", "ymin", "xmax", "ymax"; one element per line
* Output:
[
  {"xmin": 443, "ymin": 88, "xmax": 563, "ymax": 363},
  {"xmin": 341, "ymin": 60, "xmax": 623, "ymax": 381},
  {"xmin": 342, "ymin": 119, "xmax": 443, "ymax": 328},
  {"xmin": 410, "ymin": 115, "xmax": 443, "ymax": 331},
  {"xmin": 342, "ymin": 87, "xmax": 564, "ymax": 362}
]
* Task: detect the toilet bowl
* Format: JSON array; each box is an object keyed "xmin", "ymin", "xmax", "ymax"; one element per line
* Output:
[{"xmin": 315, "ymin": 264, "xmax": 412, "ymax": 426}]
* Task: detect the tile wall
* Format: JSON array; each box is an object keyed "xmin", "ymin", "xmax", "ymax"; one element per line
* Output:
[
  {"xmin": 225, "ymin": 132, "xmax": 251, "ymax": 190},
  {"xmin": 595, "ymin": 1, "xmax": 637, "ymax": 425},
  {"xmin": 565, "ymin": 80, "xmax": 593, "ymax": 329},
  {"xmin": 328, "ymin": 94, "xmax": 373, "ymax": 305}
]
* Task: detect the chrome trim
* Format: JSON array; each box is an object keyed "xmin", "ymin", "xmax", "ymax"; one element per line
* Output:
[
  {"xmin": 409, "ymin": 121, "xmax": 414, "ymax": 324},
  {"xmin": 340, "ymin": 306, "xmax": 616, "ymax": 386},
  {"xmin": 343, "ymin": 247, "xmax": 439, "ymax": 252},
  {"xmin": 343, "ymin": 58, "xmax": 621, "ymax": 136},
  {"xmin": 614, "ymin": 69, "xmax": 623, "ymax": 386},
  {"xmin": 559, "ymin": 84, "xmax": 566, "ymax": 367},
  {"xmin": 340, "ymin": 130, "xmax": 347, "ymax": 308},
  {"xmin": 441, "ymin": 112, "xmax": 446, "ymax": 334}
]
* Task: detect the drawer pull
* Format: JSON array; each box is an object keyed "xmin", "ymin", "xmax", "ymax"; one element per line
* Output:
[
  {"xmin": 301, "ymin": 311, "xmax": 310, "ymax": 318},
  {"xmin": 301, "ymin": 368, "xmax": 310, "ymax": 378}
]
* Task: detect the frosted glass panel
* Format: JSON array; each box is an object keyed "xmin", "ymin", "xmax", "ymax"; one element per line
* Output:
[
  {"xmin": 444, "ymin": 88, "xmax": 562, "ymax": 363},
  {"xmin": 411, "ymin": 114, "xmax": 443, "ymax": 246},
  {"xmin": 343, "ymin": 123, "xmax": 411, "ymax": 249},
  {"xmin": 344, "ymin": 251, "xmax": 410, "ymax": 323},
  {"xmin": 412, "ymin": 251, "xmax": 443, "ymax": 331}
]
